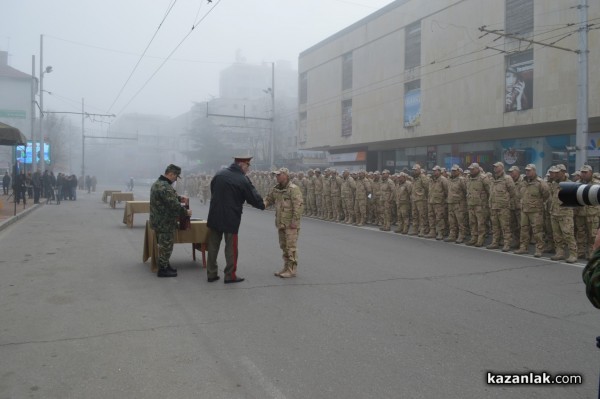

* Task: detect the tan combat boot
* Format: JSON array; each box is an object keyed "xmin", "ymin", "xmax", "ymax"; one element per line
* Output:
[
  {"xmin": 274, "ymin": 265, "xmax": 289, "ymax": 277},
  {"xmin": 565, "ymin": 254, "xmax": 577, "ymax": 263},
  {"xmin": 514, "ymin": 247, "xmax": 528, "ymax": 254},
  {"xmin": 550, "ymin": 249, "xmax": 565, "ymax": 261},
  {"xmin": 486, "ymin": 242, "xmax": 500, "ymax": 250},
  {"xmin": 279, "ymin": 265, "xmax": 296, "ymax": 278}
]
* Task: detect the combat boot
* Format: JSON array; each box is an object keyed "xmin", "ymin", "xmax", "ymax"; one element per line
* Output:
[
  {"xmin": 436, "ymin": 234, "xmax": 444, "ymax": 240},
  {"xmin": 566, "ymin": 254, "xmax": 577, "ymax": 264},
  {"xmin": 157, "ymin": 267, "xmax": 177, "ymax": 278},
  {"xmin": 455, "ymin": 235, "xmax": 465, "ymax": 244},
  {"xmin": 475, "ymin": 237, "xmax": 485, "ymax": 247},
  {"xmin": 550, "ymin": 249, "xmax": 565, "ymax": 261},
  {"xmin": 357, "ymin": 217, "xmax": 364, "ymax": 226},
  {"xmin": 501, "ymin": 244, "xmax": 511, "ymax": 252},
  {"xmin": 394, "ymin": 227, "xmax": 402, "ymax": 233},
  {"xmin": 274, "ymin": 265, "xmax": 289, "ymax": 277},
  {"xmin": 444, "ymin": 236, "xmax": 457, "ymax": 243},
  {"xmin": 486, "ymin": 242, "xmax": 500, "ymax": 250},
  {"xmin": 514, "ymin": 247, "xmax": 528, "ymax": 254},
  {"xmin": 425, "ymin": 230, "xmax": 436, "ymax": 239},
  {"xmin": 465, "ymin": 237, "xmax": 477, "ymax": 246},
  {"xmin": 279, "ymin": 265, "xmax": 296, "ymax": 278}
]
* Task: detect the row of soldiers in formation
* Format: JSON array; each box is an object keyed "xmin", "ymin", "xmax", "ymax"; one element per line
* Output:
[{"xmin": 246, "ymin": 163, "xmax": 599, "ymax": 264}]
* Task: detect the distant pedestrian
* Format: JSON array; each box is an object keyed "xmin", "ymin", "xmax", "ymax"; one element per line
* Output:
[
  {"xmin": 2, "ymin": 171, "xmax": 10, "ymax": 195},
  {"xmin": 206, "ymin": 156, "xmax": 265, "ymax": 284}
]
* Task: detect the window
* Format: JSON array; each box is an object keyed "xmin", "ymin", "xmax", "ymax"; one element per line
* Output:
[
  {"xmin": 505, "ymin": 0, "xmax": 533, "ymax": 36},
  {"xmin": 299, "ymin": 72, "xmax": 308, "ymax": 105},
  {"xmin": 404, "ymin": 80, "xmax": 421, "ymax": 127},
  {"xmin": 341, "ymin": 100, "xmax": 352, "ymax": 137},
  {"xmin": 342, "ymin": 52, "xmax": 353, "ymax": 91},
  {"xmin": 299, "ymin": 112, "xmax": 307, "ymax": 143},
  {"xmin": 404, "ymin": 21, "xmax": 421, "ymax": 70}
]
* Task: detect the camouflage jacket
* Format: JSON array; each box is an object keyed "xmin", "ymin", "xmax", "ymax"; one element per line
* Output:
[
  {"xmin": 489, "ymin": 173, "xmax": 516, "ymax": 210},
  {"xmin": 150, "ymin": 175, "xmax": 187, "ymax": 233},
  {"xmin": 264, "ymin": 181, "xmax": 304, "ymax": 229}
]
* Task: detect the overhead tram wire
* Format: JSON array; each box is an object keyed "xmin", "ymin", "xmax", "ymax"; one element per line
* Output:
[
  {"xmin": 106, "ymin": 0, "xmax": 179, "ymax": 114},
  {"xmin": 115, "ymin": 0, "xmax": 224, "ymax": 116}
]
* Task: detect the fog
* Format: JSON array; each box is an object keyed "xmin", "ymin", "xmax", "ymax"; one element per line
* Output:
[{"xmin": 2, "ymin": 0, "xmax": 393, "ymax": 183}]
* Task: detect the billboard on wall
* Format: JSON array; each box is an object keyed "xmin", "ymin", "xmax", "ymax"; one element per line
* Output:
[
  {"xmin": 505, "ymin": 51, "xmax": 533, "ymax": 112},
  {"xmin": 404, "ymin": 88, "xmax": 421, "ymax": 127},
  {"xmin": 16, "ymin": 141, "xmax": 51, "ymax": 164}
]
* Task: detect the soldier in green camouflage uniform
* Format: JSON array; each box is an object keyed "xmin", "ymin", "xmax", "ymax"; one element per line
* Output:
[
  {"xmin": 487, "ymin": 162, "xmax": 516, "ymax": 251},
  {"xmin": 548, "ymin": 164, "xmax": 577, "ymax": 263},
  {"xmin": 150, "ymin": 164, "xmax": 192, "ymax": 278},
  {"xmin": 466, "ymin": 163, "xmax": 490, "ymax": 247},
  {"xmin": 446, "ymin": 164, "xmax": 468, "ymax": 243},
  {"xmin": 514, "ymin": 164, "xmax": 550, "ymax": 257},
  {"xmin": 264, "ymin": 168, "xmax": 304, "ymax": 278}
]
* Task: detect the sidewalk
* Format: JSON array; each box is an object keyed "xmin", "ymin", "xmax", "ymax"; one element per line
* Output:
[{"xmin": 0, "ymin": 193, "xmax": 41, "ymax": 231}]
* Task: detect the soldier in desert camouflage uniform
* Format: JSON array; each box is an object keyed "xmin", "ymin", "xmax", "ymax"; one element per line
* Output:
[{"xmin": 264, "ymin": 168, "xmax": 304, "ymax": 278}]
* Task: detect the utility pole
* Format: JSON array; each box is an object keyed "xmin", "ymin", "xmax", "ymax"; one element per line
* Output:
[
  {"xmin": 39, "ymin": 34, "xmax": 52, "ymax": 173},
  {"xmin": 575, "ymin": 0, "xmax": 589, "ymax": 167},
  {"xmin": 270, "ymin": 62, "xmax": 275, "ymax": 170},
  {"xmin": 30, "ymin": 55, "xmax": 36, "ymax": 173}
]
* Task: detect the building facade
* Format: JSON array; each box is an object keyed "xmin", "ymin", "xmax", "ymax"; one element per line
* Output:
[{"xmin": 298, "ymin": 0, "xmax": 600, "ymax": 174}]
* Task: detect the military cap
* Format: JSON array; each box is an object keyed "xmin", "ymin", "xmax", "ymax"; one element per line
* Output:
[
  {"xmin": 450, "ymin": 164, "xmax": 460, "ymax": 171},
  {"xmin": 272, "ymin": 167, "xmax": 289, "ymax": 175},
  {"xmin": 573, "ymin": 170, "xmax": 581, "ymax": 176},
  {"xmin": 548, "ymin": 165, "xmax": 559, "ymax": 173},
  {"xmin": 525, "ymin": 163, "xmax": 536, "ymax": 170},
  {"xmin": 165, "ymin": 164, "xmax": 182, "ymax": 178},
  {"xmin": 308, "ymin": 168, "xmax": 314, "ymax": 173},
  {"xmin": 468, "ymin": 163, "xmax": 480, "ymax": 170},
  {"xmin": 556, "ymin": 164, "xmax": 567, "ymax": 172},
  {"xmin": 581, "ymin": 165, "xmax": 593, "ymax": 172},
  {"xmin": 412, "ymin": 164, "xmax": 422, "ymax": 170},
  {"xmin": 373, "ymin": 171, "xmax": 380, "ymax": 175},
  {"xmin": 431, "ymin": 165, "xmax": 441, "ymax": 171},
  {"xmin": 382, "ymin": 169, "xmax": 390, "ymax": 174},
  {"xmin": 233, "ymin": 156, "xmax": 253, "ymax": 163},
  {"xmin": 492, "ymin": 161, "xmax": 504, "ymax": 168},
  {"xmin": 508, "ymin": 165, "xmax": 520, "ymax": 172},
  {"xmin": 315, "ymin": 168, "xmax": 321, "ymax": 173}
]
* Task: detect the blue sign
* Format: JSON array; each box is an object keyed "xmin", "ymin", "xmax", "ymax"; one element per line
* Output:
[
  {"xmin": 16, "ymin": 141, "xmax": 51, "ymax": 164},
  {"xmin": 404, "ymin": 88, "xmax": 421, "ymax": 127}
]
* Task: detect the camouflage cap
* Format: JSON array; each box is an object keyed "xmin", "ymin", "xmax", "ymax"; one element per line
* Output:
[
  {"xmin": 373, "ymin": 171, "xmax": 381, "ymax": 175},
  {"xmin": 492, "ymin": 161, "xmax": 504, "ymax": 168},
  {"xmin": 508, "ymin": 165, "xmax": 520, "ymax": 172},
  {"xmin": 525, "ymin": 163, "xmax": 536, "ymax": 170},
  {"xmin": 556, "ymin": 164, "xmax": 567, "ymax": 172},
  {"xmin": 581, "ymin": 164, "xmax": 593, "ymax": 172},
  {"xmin": 272, "ymin": 167, "xmax": 289, "ymax": 175},
  {"xmin": 431, "ymin": 165, "xmax": 440, "ymax": 171},
  {"xmin": 450, "ymin": 164, "xmax": 461, "ymax": 171},
  {"xmin": 412, "ymin": 164, "xmax": 421, "ymax": 170},
  {"xmin": 468, "ymin": 163, "xmax": 480, "ymax": 170},
  {"xmin": 314, "ymin": 168, "xmax": 321, "ymax": 173},
  {"xmin": 382, "ymin": 169, "xmax": 390, "ymax": 174},
  {"xmin": 573, "ymin": 170, "xmax": 581, "ymax": 176},
  {"xmin": 548, "ymin": 165, "xmax": 559, "ymax": 173}
]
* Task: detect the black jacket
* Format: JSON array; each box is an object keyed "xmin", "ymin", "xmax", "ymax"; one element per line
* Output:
[{"xmin": 207, "ymin": 163, "xmax": 265, "ymax": 233}]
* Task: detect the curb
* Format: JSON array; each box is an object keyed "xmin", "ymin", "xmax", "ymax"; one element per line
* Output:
[{"xmin": 0, "ymin": 203, "xmax": 42, "ymax": 233}]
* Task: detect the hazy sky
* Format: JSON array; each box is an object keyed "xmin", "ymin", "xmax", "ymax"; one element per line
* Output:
[{"xmin": 2, "ymin": 0, "xmax": 394, "ymax": 119}]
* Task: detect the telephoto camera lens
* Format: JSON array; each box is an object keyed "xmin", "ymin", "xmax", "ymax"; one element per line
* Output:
[{"xmin": 558, "ymin": 182, "xmax": 600, "ymax": 207}]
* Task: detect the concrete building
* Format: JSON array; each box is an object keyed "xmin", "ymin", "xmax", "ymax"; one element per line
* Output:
[
  {"xmin": 298, "ymin": 0, "xmax": 600, "ymax": 174},
  {"xmin": 0, "ymin": 51, "xmax": 35, "ymax": 173}
]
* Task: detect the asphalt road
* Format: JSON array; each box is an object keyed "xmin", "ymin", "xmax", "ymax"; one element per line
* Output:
[{"xmin": 0, "ymin": 185, "xmax": 599, "ymax": 398}]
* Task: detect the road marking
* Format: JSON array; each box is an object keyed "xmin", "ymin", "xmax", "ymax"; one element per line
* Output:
[{"xmin": 239, "ymin": 356, "xmax": 287, "ymax": 399}]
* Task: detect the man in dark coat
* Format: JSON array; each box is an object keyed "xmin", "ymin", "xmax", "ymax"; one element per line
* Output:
[{"xmin": 206, "ymin": 156, "xmax": 265, "ymax": 283}]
